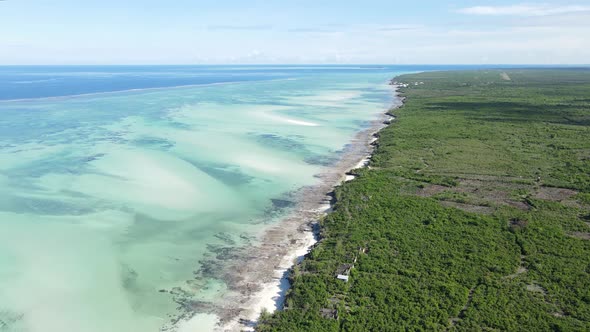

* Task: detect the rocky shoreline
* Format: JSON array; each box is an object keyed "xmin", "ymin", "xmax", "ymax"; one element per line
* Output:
[{"xmin": 217, "ymin": 84, "xmax": 403, "ymax": 331}]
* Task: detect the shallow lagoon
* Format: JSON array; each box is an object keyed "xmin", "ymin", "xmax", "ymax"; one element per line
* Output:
[{"xmin": 0, "ymin": 66, "xmax": 404, "ymax": 331}]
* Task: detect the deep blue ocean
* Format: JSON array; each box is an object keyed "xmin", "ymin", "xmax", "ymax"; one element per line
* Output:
[{"xmin": 0, "ymin": 65, "xmax": 524, "ymax": 100}]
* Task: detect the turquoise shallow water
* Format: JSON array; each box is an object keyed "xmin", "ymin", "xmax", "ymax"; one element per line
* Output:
[{"xmin": 0, "ymin": 66, "xmax": 406, "ymax": 332}]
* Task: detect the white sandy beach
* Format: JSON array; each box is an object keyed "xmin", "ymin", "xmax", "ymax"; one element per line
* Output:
[{"xmin": 220, "ymin": 227, "xmax": 318, "ymax": 332}]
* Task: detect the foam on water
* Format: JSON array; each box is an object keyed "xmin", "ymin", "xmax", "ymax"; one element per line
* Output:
[{"xmin": 0, "ymin": 67, "xmax": 404, "ymax": 331}]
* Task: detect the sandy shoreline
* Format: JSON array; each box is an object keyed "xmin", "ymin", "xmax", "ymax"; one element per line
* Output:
[{"xmin": 203, "ymin": 83, "xmax": 403, "ymax": 332}]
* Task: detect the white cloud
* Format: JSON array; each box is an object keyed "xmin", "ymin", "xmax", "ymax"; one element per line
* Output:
[{"xmin": 457, "ymin": 4, "xmax": 590, "ymax": 16}]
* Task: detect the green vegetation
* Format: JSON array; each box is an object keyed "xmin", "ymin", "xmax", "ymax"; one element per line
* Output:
[{"xmin": 257, "ymin": 69, "xmax": 590, "ymax": 331}]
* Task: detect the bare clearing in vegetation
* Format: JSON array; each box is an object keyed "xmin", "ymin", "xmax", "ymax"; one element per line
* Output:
[
  {"xmin": 439, "ymin": 201, "xmax": 495, "ymax": 214},
  {"xmin": 568, "ymin": 232, "xmax": 590, "ymax": 240},
  {"xmin": 534, "ymin": 187, "xmax": 577, "ymax": 202},
  {"xmin": 526, "ymin": 284, "xmax": 547, "ymax": 294},
  {"xmin": 415, "ymin": 184, "xmax": 447, "ymax": 197}
]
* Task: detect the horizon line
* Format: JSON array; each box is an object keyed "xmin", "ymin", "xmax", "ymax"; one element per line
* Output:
[{"xmin": 1, "ymin": 64, "xmax": 590, "ymax": 67}]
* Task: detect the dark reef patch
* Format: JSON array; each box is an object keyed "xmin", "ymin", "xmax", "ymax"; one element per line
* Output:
[
  {"xmin": 303, "ymin": 154, "xmax": 340, "ymax": 166},
  {"xmin": 253, "ymin": 133, "xmax": 307, "ymax": 153},
  {"xmin": 271, "ymin": 198, "xmax": 296, "ymax": 209},
  {"xmin": 133, "ymin": 137, "xmax": 175, "ymax": 149},
  {"xmin": 198, "ymin": 164, "xmax": 255, "ymax": 186}
]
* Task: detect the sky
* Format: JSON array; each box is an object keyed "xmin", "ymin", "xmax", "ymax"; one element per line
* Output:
[{"xmin": 1, "ymin": 0, "xmax": 589, "ymax": 64}]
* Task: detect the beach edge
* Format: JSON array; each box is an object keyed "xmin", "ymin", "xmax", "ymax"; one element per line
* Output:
[{"xmin": 219, "ymin": 81, "xmax": 404, "ymax": 332}]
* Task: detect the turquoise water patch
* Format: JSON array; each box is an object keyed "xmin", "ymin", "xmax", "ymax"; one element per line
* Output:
[{"xmin": 0, "ymin": 67, "xmax": 404, "ymax": 332}]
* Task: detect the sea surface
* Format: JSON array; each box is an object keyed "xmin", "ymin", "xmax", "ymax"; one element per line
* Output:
[{"xmin": 0, "ymin": 65, "xmax": 477, "ymax": 332}]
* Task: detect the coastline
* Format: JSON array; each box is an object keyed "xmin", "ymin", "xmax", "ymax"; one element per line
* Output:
[{"xmin": 216, "ymin": 82, "xmax": 403, "ymax": 331}]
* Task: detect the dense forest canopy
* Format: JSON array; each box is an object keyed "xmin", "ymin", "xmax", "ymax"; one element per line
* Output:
[{"xmin": 258, "ymin": 69, "xmax": 590, "ymax": 331}]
